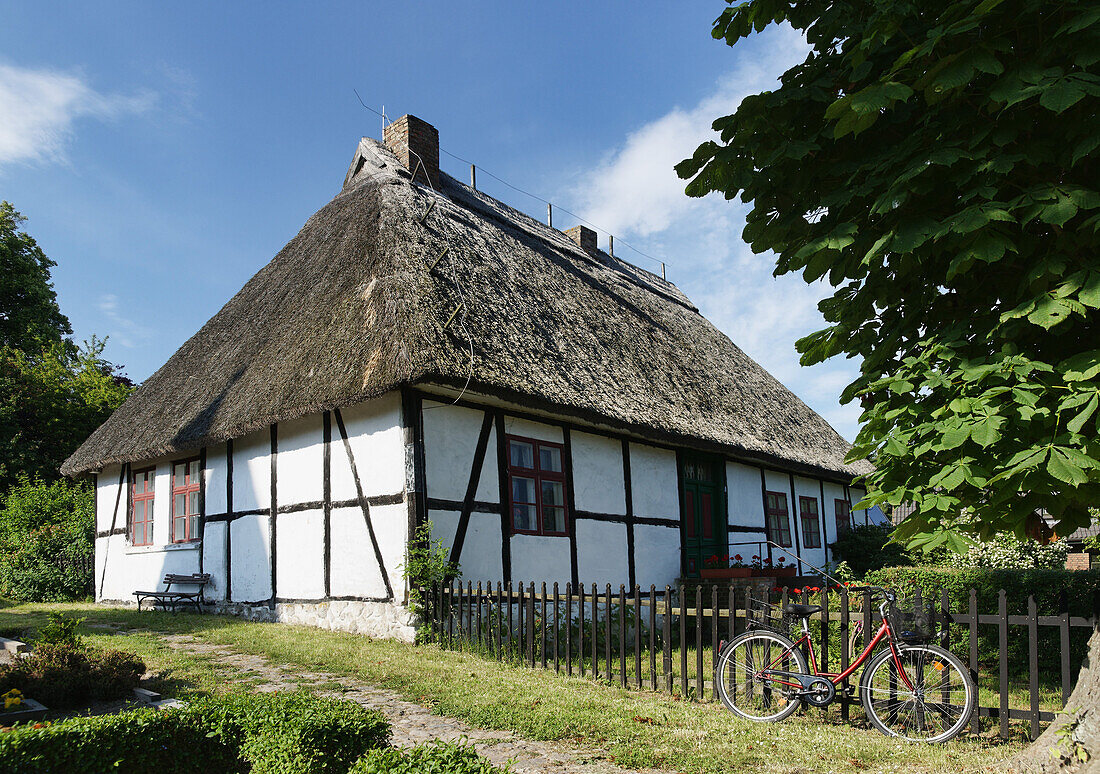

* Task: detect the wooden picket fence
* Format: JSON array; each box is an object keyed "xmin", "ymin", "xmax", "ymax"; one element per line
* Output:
[{"xmin": 422, "ymin": 581, "xmax": 1100, "ymax": 741}]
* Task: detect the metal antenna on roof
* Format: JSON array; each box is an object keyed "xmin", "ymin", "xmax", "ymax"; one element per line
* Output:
[
  {"xmin": 547, "ymin": 203, "xmax": 553, "ymax": 228},
  {"xmin": 609, "ymin": 235, "xmax": 614, "ymax": 258},
  {"xmin": 470, "ymin": 165, "xmax": 477, "ymax": 191},
  {"xmin": 381, "ymin": 104, "xmax": 386, "ymax": 138}
]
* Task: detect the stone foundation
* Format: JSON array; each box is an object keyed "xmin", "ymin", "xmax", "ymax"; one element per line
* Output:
[{"xmin": 100, "ymin": 598, "xmax": 417, "ymax": 642}]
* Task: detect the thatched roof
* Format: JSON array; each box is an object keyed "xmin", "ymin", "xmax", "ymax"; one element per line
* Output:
[{"xmin": 63, "ymin": 137, "xmax": 871, "ymax": 481}]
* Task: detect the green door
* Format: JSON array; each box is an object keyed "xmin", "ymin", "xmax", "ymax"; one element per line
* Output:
[{"xmin": 681, "ymin": 455, "xmax": 726, "ymax": 576}]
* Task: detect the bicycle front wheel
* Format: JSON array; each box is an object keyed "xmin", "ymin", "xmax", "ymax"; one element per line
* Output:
[
  {"xmin": 860, "ymin": 643, "xmax": 975, "ymax": 743},
  {"xmin": 715, "ymin": 631, "xmax": 809, "ymax": 722}
]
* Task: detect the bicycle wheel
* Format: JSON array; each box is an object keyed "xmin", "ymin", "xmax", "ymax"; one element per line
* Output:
[
  {"xmin": 715, "ymin": 631, "xmax": 809, "ymax": 722},
  {"xmin": 860, "ymin": 643, "xmax": 975, "ymax": 743}
]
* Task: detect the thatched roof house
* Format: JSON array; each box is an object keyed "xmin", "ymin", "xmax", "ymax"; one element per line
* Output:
[{"xmin": 71, "ymin": 115, "xmax": 873, "ymax": 637}]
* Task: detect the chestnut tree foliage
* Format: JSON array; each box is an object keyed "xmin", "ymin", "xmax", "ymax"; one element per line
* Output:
[{"xmin": 678, "ymin": 0, "xmax": 1100, "ymax": 552}]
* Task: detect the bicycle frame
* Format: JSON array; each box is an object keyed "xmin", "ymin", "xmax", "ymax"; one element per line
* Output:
[{"xmin": 750, "ymin": 608, "xmax": 916, "ymax": 695}]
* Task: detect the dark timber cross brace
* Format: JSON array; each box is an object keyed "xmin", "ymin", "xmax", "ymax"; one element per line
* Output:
[
  {"xmin": 334, "ymin": 408, "xmax": 393, "ymax": 600},
  {"xmin": 448, "ymin": 410, "xmax": 494, "ymax": 568}
]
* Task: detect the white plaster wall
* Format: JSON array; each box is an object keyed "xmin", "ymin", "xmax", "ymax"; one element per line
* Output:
[
  {"xmin": 511, "ymin": 533, "xmax": 571, "ymax": 586},
  {"xmin": 229, "ymin": 514, "xmax": 272, "ymax": 602},
  {"xmin": 763, "ymin": 469, "xmax": 791, "ymax": 499},
  {"xmin": 201, "ymin": 521, "xmax": 227, "ymax": 599},
  {"xmin": 500, "ymin": 415, "xmax": 562, "ymax": 444},
  {"xmin": 727, "ymin": 461, "xmax": 765, "ymax": 527},
  {"xmin": 429, "ymin": 509, "xmax": 503, "ymax": 583},
  {"xmin": 821, "ymin": 481, "xmax": 848, "ymax": 554},
  {"xmin": 278, "ymin": 415, "xmax": 323, "ymax": 506},
  {"xmin": 422, "ymin": 401, "xmax": 498, "ymax": 503},
  {"xmin": 98, "ymin": 538, "xmax": 201, "ymax": 601},
  {"xmin": 633, "ymin": 524, "xmax": 681, "ymax": 589},
  {"xmin": 332, "ymin": 392, "xmax": 404, "ymax": 501},
  {"xmin": 576, "ymin": 520, "xmax": 628, "ymax": 587},
  {"xmin": 275, "ymin": 510, "xmax": 324, "ymax": 599},
  {"xmin": 233, "ymin": 429, "xmax": 271, "ymax": 513},
  {"xmin": 329, "ymin": 506, "xmax": 388, "ymax": 598},
  {"xmin": 206, "ymin": 442, "xmax": 228, "ymax": 515},
  {"xmin": 372, "ymin": 501, "xmax": 408, "ymax": 597},
  {"xmin": 629, "ymin": 444, "xmax": 678, "ymax": 521},
  {"xmin": 571, "ymin": 432, "xmax": 626, "ymax": 516},
  {"xmin": 96, "ymin": 465, "xmax": 125, "ymax": 533}
]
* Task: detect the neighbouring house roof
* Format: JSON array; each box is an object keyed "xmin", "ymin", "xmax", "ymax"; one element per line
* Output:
[{"xmin": 62, "ymin": 132, "xmax": 872, "ymax": 481}]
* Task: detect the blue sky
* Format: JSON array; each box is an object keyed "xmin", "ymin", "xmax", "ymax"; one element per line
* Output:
[{"xmin": 0, "ymin": 2, "xmax": 862, "ymax": 441}]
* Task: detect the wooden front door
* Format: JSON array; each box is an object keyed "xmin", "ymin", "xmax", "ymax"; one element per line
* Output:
[{"xmin": 680, "ymin": 454, "xmax": 726, "ymax": 577}]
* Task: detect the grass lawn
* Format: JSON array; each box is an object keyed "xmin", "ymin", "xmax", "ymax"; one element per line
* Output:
[{"xmin": 0, "ymin": 600, "xmax": 1026, "ymax": 773}]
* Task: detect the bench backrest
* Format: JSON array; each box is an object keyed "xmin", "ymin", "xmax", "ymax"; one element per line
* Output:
[{"xmin": 162, "ymin": 573, "xmax": 211, "ymax": 590}]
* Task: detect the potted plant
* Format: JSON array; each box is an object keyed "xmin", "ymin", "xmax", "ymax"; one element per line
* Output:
[
  {"xmin": 772, "ymin": 556, "xmax": 797, "ymax": 578},
  {"xmin": 701, "ymin": 553, "xmax": 752, "ymax": 579}
]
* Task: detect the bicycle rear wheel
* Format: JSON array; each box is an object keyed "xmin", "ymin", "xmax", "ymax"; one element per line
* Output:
[
  {"xmin": 715, "ymin": 631, "xmax": 809, "ymax": 722},
  {"xmin": 860, "ymin": 643, "xmax": 975, "ymax": 742}
]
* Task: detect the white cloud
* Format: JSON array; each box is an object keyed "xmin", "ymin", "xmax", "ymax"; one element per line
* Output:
[
  {"xmin": 0, "ymin": 64, "xmax": 155, "ymax": 169},
  {"xmin": 566, "ymin": 25, "xmax": 865, "ymax": 442},
  {"xmin": 97, "ymin": 293, "xmax": 154, "ymax": 349}
]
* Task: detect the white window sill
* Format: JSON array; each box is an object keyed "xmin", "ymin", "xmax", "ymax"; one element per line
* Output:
[{"xmin": 125, "ymin": 542, "xmax": 201, "ymax": 555}]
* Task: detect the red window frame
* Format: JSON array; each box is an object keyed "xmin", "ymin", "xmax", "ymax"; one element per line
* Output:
[
  {"xmin": 170, "ymin": 458, "xmax": 202, "ymax": 543},
  {"xmin": 835, "ymin": 499, "xmax": 852, "ymax": 534},
  {"xmin": 130, "ymin": 467, "xmax": 156, "ymax": 546},
  {"xmin": 800, "ymin": 496, "xmax": 822, "ymax": 549},
  {"xmin": 764, "ymin": 491, "xmax": 792, "ymax": 547},
  {"xmin": 505, "ymin": 434, "xmax": 569, "ymax": 537}
]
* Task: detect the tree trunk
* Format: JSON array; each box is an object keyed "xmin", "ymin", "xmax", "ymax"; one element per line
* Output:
[{"xmin": 1008, "ymin": 629, "xmax": 1100, "ymax": 772}]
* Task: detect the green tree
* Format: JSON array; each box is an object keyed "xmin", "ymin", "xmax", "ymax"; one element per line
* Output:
[
  {"xmin": 0, "ymin": 202, "xmax": 72, "ymax": 353},
  {"xmin": 676, "ymin": 0, "xmax": 1098, "ymax": 765},
  {"xmin": 0, "ymin": 339, "xmax": 132, "ymax": 491}
]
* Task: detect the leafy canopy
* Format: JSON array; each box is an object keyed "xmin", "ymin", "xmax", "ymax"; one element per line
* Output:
[
  {"xmin": 0, "ymin": 201, "xmax": 71, "ymax": 353},
  {"xmin": 677, "ymin": 0, "xmax": 1100, "ymax": 551}
]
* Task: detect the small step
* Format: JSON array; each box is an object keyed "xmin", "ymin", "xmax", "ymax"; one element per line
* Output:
[
  {"xmin": 133, "ymin": 687, "xmax": 162, "ymax": 703},
  {"xmin": 151, "ymin": 698, "xmax": 185, "ymax": 710},
  {"xmin": 0, "ymin": 637, "xmax": 29, "ymax": 654}
]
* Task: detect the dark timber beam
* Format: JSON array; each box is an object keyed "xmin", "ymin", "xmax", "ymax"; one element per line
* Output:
[
  {"xmin": 269, "ymin": 424, "xmax": 278, "ymax": 609},
  {"xmin": 448, "ymin": 410, "xmax": 494, "ymax": 568},
  {"xmin": 323, "ymin": 411, "xmax": 332, "ymax": 598},
  {"xmin": 622, "ymin": 439, "xmax": 636, "ymax": 590},
  {"xmin": 494, "ymin": 411, "xmax": 512, "ymax": 582},
  {"xmin": 226, "ymin": 439, "xmax": 233, "ymax": 602}
]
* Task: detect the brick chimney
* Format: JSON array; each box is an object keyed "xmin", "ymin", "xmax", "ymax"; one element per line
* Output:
[
  {"xmin": 565, "ymin": 225, "xmax": 597, "ymax": 252},
  {"xmin": 383, "ymin": 115, "xmax": 440, "ymax": 189}
]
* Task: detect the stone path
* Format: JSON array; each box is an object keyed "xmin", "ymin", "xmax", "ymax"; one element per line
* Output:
[{"xmin": 158, "ymin": 635, "xmax": 674, "ymax": 774}]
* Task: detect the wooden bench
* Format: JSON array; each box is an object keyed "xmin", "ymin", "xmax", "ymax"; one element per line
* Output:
[{"xmin": 134, "ymin": 573, "xmax": 211, "ymax": 613}]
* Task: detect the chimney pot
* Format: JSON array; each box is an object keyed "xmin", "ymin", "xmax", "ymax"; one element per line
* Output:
[
  {"xmin": 383, "ymin": 115, "xmax": 440, "ymax": 189},
  {"xmin": 565, "ymin": 225, "xmax": 597, "ymax": 252}
]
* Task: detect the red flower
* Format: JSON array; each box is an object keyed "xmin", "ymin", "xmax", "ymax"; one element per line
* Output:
[
  {"xmin": 809, "ymin": 586, "xmax": 821, "ymax": 592},
  {"xmin": 791, "ymin": 587, "xmax": 802, "ymax": 594},
  {"xmin": 733, "ymin": 554, "xmax": 743, "ymax": 562}
]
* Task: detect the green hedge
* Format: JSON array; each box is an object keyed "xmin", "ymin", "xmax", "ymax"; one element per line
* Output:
[
  {"xmin": 351, "ymin": 740, "xmax": 507, "ymax": 773},
  {"xmin": 0, "ymin": 692, "xmax": 389, "ymax": 773},
  {"xmin": 863, "ymin": 566, "xmax": 1100, "ymax": 674}
]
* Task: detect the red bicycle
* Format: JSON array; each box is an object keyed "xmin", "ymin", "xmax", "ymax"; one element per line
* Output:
[{"xmin": 714, "ymin": 585, "xmax": 976, "ymax": 743}]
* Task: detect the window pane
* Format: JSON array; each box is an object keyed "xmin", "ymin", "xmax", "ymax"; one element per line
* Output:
[
  {"xmin": 189, "ymin": 491, "xmax": 199, "ymax": 515},
  {"xmin": 174, "ymin": 493, "xmax": 185, "ymax": 516},
  {"xmin": 189, "ymin": 460, "xmax": 200, "ymax": 481},
  {"xmin": 541, "ymin": 480, "xmax": 563, "ymax": 507},
  {"xmin": 190, "ymin": 514, "xmax": 200, "ymax": 541},
  {"xmin": 803, "ymin": 499, "xmax": 818, "ymax": 516},
  {"xmin": 513, "ymin": 503, "xmax": 536, "ymax": 532},
  {"xmin": 543, "ymin": 506, "xmax": 565, "ymax": 533},
  {"xmin": 174, "ymin": 516, "xmax": 186, "ymax": 541},
  {"xmin": 512, "ymin": 476, "xmax": 535, "ymax": 504},
  {"xmin": 173, "ymin": 465, "xmax": 185, "ymax": 488},
  {"xmin": 509, "ymin": 440, "xmax": 534, "ymax": 469},
  {"xmin": 539, "ymin": 446, "xmax": 561, "ymax": 473}
]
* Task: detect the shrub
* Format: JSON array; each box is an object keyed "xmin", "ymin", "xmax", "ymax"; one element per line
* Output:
[
  {"xmin": 829, "ymin": 525, "xmax": 911, "ymax": 577},
  {"xmin": 0, "ymin": 477, "xmax": 94, "ymax": 601},
  {"xmin": 948, "ymin": 534, "xmax": 1069, "ymax": 569},
  {"xmin": 864, "ymin": 565, "xmax": 1100, "ymax": 674},
  {"xmin": 0, "ymin": 642, "xmax": 144, "ymax": 709},
  {"xmin": 351, "ymin": 740, "xmax": 508, "ymax": 773},
  {"xmin": 35, "ymin": 611, "xmax": 85, "ymax": 649},
  {"xmin": 0, "ymin": 692, "xmax": 390, "ymax": 773}
]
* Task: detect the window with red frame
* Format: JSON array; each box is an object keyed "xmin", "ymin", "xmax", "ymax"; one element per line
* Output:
[
  {"xmin": 171, "ymin": 458, "xmax": 202, "ymax": 543},
  {"xmin": 506, "ymin": 435, "xmax": 568, "ymax": 536},
  {"xmin": 800, "ymin": 496, "xmax": 822, "ymax": 549},
  {"xmin": 130, "ymin": 467, "xmax": 155, "ymax": 546},
  {"xmin": 835, "ymin": 499, "xmax": 852, "ymax": 534},
  {"xmin": 764, "ymin": 491, "xmax": 792, "ymax": 547}
]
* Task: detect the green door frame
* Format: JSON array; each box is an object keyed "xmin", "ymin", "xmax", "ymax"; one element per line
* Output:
[{"xmin": 679, "ymin": 452, "xmax": 728, "ymax": 577}]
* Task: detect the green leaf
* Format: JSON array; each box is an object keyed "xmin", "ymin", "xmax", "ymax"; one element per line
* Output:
[
  {"xmin": 1079, "ymin": 272, "xmax": 1100, "ymax": 308},
  {"xmin": 940, "ymin": 425, "xmax": 971, "ymax": 449},
  {"xmin": 1048, "ymin": 448, "xmax": 1088, "ymax": 485},
  {"xmin": 1040, "ymin": 78, "xmax": 1087, "ymax": 113}
]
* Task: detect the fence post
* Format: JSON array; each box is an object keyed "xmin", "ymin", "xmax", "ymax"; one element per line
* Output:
[
  {"xmin": 592, "ymin": 584, "xmax": 600, "ymax": 681},
  {"xmin": 695, "ymin": 583, "xmax": 704, "ymax": 701},
  {"xmin": 1060, "ymin": 590, "xmax": 1071, "ymax": 706},
  {"xmin": 840, "ymin": 584, "xmax": 850, "ymax": 720},
  {"xmin": 476, "ymin": 581, "xmax": 483, "ymax": 650},
  {"xmin": 620, "ymin": 585, "xmax": 628, "ymax": 688},
  {"xmin": 633, "ymin": 585, "xmax": 642, "ymax": 688},
  {"xmin": 821, "ymin": 586, "xmax": 830, "ymax": 674},
  {"xmin": 680, "ymin": 584, "xmax": 688, "ymax": 698},
  {"xmin": 541, "ymin": 582, "xmax": 548, "ymax": 669},
  {"xmin": 552, "ymin": 582, "xmax": 559, "ymax": 673},
  {"xmin": 579, "ymin": 584, "xmax": 586, "ymax": 678},
  {"xmin": 969, "ymin": 588, "xmax": 979, "ymax": 735},
  {"xmin": 606, "ymin": 584, "xmax": 614, "ymax": 684},
  {"xmin": 649, "ymin": 584, "xmax": 658, "ymax": 691},
  {"xmin": 711, "ymin": 584, "xmax": 720, "ymax": 701},
  {"xmin": 1028, "ymin": 595, "xmax": 1040, "ymax": 741},
  {"xmin": 529, "ymin": 582, "xmax": 537, "ymax": 667},
  {"xmin": 999, "ymin": 589, "xmax": 1009, "ymax": 739},
  {"xmin": 507, "ymin": 582, "xmax": 514, "ymax": 660},
  {"xmin": 664, "ymin": 585, "xmax": 673, "ymax": 694},
  {"xmin": 728, "ymin": 585, "xmax": 737, "ymax": 642},
  {"xmin": 565, "ymin": 583, "xmax": 572, "ymax": 676}
]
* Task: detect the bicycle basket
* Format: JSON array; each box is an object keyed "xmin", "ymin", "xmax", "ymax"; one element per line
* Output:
[
  {"xmin": 745, "ymin": 597, "xmax": 800, "ymax": 639},
  {"xmin": 887, "ymin": 591, "xmax": 935, "ymax": 643}
]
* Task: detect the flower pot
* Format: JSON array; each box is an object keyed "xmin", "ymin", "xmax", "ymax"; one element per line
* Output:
[
  {"xmin": 772, "ymin": 567, "xmax": 797, "ymax": 578},
  {"xmin": 700, "ymin": 567, "xmax": 752, "ymax": 579}
]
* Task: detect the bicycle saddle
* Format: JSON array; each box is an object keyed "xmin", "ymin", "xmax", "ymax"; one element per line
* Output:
[{"xmin": 784, "ymin": 603, "xmax": 822, "ymax": 619}]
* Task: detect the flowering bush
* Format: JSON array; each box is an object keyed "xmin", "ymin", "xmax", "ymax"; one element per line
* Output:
[
  {"xmin": 949, "ymin": 534, "xmax": 1068, "ymax": 570},
  {"xmin": 703, "ymin": 554, "xmax": 749, "ymax": 569}
]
